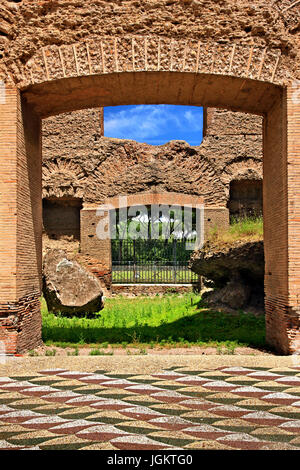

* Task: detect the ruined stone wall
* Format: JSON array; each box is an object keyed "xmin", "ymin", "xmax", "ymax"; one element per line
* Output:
[
  {"xmin": 42, "ymin": 107, "xmax": 263, "ymax": 208},
  {"xmin": 0, "ymin": 0, "xmax": 299, "ymax": 88},
  {"xmin": 229, "ymin": 180, "xmax": 263, "ymax": 217},
  {"xmin": 203, "ymin": 108, "xmax": 263, "ymax": 214},
  {"xmin": 42, "ymin": 197, "xmax": 82, "ymax": 240}
]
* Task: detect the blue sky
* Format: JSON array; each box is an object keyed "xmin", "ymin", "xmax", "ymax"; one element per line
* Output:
[{"xmin": 104, "ymin": 105, "xmax": 203, "ymax": 146}]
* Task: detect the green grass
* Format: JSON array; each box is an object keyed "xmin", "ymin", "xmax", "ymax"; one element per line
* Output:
[
  {"xmin": 208, "ymin": 215, "xmax": 263, "ymax": 244},
  {"xmin": 112, "ymin": 267, "xmax": 198, "ymax": 283},
  {"xmin": 89, "ymin": 348, "xmax": 114, "ymax": 356},
  {"xmin": 41, "ymin": 293, "xmax": 266, "ymax": 350}
]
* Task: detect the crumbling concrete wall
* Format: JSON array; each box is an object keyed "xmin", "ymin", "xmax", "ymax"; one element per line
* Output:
[
  {"xmin": 42, "ymin": 107, "xmax": 262, "ymax": 207},
  {"xmin": 0, "ymin": 0, "xmax": 299, "ymax": 87},
  {"xmin": 229, "ymin": 180, "xmax": 263, "ymax": 218},
  {"xmin": 203, "ymin": 108, "xmax": 263, "ymax": 217},
  {"xmin": 42, "ymin": 197, "xmax": 82, "ymax": 240}
]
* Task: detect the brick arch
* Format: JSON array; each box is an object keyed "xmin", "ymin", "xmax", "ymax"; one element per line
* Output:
[
  {"xmin": 220, "ymin": 158, "xmax": 263, "ymax": 200},
  {"xmin": 1, "ymin": 0, "xmax": 298, "ymax": 87},
  {"xmin": 17, "ymin": 37, "xmax": 285, "ymax": 117},
  {"xmin": 42, "ymin": 160, "xmax": 85, "ymax": 199},
  {"xmin": 89, "ymin": 144, "xmax": 227, "ymax": 208},
  {"xmin": 101, "ymin": 192, "xmax": 204, "ymax": 210},
  {"xmin": 20, "ymin": 37, "xmax": 284, "ymax": 88},
  {"xmin": 0, "ymin": 42, "xmax": 299, "ymax": 354}
]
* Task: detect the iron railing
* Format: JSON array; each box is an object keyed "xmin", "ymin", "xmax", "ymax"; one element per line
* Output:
[{"xmin": 111, "ymin": 239, "xmax": 198, "ymax": 284}]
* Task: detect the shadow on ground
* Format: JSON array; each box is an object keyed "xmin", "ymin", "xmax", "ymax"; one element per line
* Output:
[{"xmin": 42, "ymin": 298, "xmax": 267, "ymax": 351}]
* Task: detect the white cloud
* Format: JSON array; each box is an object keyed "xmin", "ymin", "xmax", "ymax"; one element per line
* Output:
[
  {"xmin": 104, "ymin": 105, "xmax": 203, "ymax": 145},
  {"xmin": 183, "ymin": 109, "xmax": 203, "ymax": 131}
]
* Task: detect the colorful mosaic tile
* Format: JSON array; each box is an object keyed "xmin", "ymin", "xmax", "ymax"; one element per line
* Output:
[{"xmin": 1, "ymin": 365, "xmax": 300, "ymax": 449}]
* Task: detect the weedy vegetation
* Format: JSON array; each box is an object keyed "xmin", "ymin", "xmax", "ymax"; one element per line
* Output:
[{"xmin": 42, "ymin": 292, "xmax": 265, "ymax": 351}]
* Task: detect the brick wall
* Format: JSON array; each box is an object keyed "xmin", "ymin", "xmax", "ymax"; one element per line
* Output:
[
  {"xmin": 264, "ymin": 90, "xmax": 289, "ymax": 354},
  {"xmin": 0, "ymin": 87, "xmax": 18, "ymax": 302},
  {"xmin": 286, "ymin": 85, "xmax": 300, "ymax": 354},
  {"xmin": 0, "ymin": 88, "xmax": 42, "ymax": 354},
  {"xmin": 204, "ymin": 208, "xmax": 229, "ymax": 237},
  {"xmin": 80, "ymin": 207, "xmax": 112, "ymax": 289}
]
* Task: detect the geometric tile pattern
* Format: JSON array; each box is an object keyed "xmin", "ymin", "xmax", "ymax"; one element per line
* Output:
[{"xmin": 1, "ymin": 366, "xmax": 300, "ymax": 450}]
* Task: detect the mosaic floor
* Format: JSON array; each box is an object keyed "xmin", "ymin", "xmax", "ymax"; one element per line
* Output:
[{"xmin": 1, "ymin": 365, "xmax": 300, "ymax": 450}]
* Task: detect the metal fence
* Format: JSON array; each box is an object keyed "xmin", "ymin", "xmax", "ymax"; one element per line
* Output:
[{"xmin": 111, "ymin": 239, "xmax": 198, "ymax": 284}]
